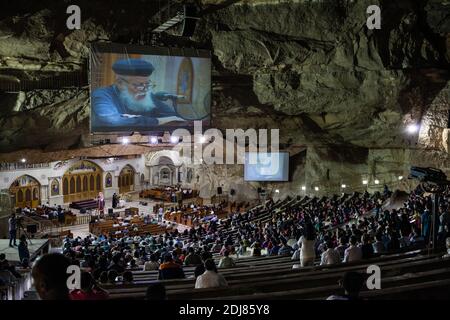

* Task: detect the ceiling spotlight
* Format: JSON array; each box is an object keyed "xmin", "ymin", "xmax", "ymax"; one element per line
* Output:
[
  {"xmin": 374, "ymin": 179, "xmax": 380, "ymax": 185},
  {"xmin": 314, "ymin": 186, "xmax": 319, "ymax": 191},
  {"xmin": 20, "ymin": 158, "xmax": 26, "ymax": 163},
  {"xmin": 341, "ymin": 184, "xmax": 346, "ymax": 189},
  {"xmin": 362, "ymin": 180, "xmax": 368, "ymax": 185},
  {"xmin": 398, "ymin": 176, "xmax": 403, "ymax": 180},
  {"xmin": 406, "ymin": 124, "xmax": 419, "ymax": 134},
  {"xmin": 121, "ymin": 137, "xmax": 129, "ymax": 145},
  {"xmin": 150, "ymin": 136, "xmax": 158, "ymax": 144},
  {"xmin": 301, "ymin": 186, "xmax": 306, "ymax": 191},
  {"xmin": 170, "ymin": 136, "xmax": 179, "ymax": 144}
]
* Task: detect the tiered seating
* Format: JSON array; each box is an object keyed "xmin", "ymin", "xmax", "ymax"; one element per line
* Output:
[
  {"xmin": 66, "ymin": 190, "xmax": 448, "ymax": 300},
  {"xmin": 69, "ymin": 199, "xmax": 97, "ymax": 210},
  {"xmin": 104, "ymin": 248, "xmax": 450, "ymax": 300}
]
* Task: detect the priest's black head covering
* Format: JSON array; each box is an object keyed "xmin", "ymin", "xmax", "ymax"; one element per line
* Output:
[{"xmin": 112, "ymin": 59, "xmax": 155, "ymax": 76}]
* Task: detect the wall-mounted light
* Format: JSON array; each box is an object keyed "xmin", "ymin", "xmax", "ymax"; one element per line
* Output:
[
  {"xmin": 314, "ymin": 186, "xmax": 319, "ymax": 191},
  {"xmin": 150, "ymin": 136, "xmax": 158, "ymax": 144},
  {"xmin": 406, "ymin": 124, "xmax": 420, "ymax": 134},
  {"xmin": 301, "ymin": 186, "xmax": 306, "ymax": 191},
  {"xmin": 362, "ymin": 180, "xmax": 368, "ymax": 185},
  {"xmin": 374, "ymin": 179, "xmax": 380, "ymax": 185}
]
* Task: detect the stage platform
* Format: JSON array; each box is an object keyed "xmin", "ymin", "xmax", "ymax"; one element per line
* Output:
[{"xmin": 0, "ymin": 239, "xmax": 49, "ymax": 264}]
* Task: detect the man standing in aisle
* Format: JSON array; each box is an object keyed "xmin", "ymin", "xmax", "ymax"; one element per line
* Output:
[{"xmin": 8, "ymin": 212, "xmax": 17, "ymax": 247}]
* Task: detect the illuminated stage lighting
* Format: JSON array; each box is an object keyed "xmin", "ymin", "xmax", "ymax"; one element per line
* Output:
[
  {"xmin": 406, "ymin": 124, "xmax": 420, "ymax": 134},
  {"xmin": 150, "ymin": 136, "xmax": 158, "ymax": 144}
]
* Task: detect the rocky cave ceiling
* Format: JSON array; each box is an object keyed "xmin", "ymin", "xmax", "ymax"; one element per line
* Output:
[{"xmin": 0, "ymin": 0, "xmax": 449, "ymax": 162}]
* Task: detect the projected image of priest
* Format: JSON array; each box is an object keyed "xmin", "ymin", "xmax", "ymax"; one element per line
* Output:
[{"xmin": 92, "ymin": 58, "xmax": 185, "ymax": 130}]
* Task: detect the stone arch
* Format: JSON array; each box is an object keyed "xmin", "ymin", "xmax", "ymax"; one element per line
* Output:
[{"xmin": 119, "ymin": 164, "xmax": 135, "ymax": 194}]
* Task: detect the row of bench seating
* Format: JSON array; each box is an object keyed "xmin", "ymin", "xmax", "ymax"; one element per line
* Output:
[
  {"xmin": 98, "ymin": 195, "xmax": 448, "ymax": 300},
  {"xmin": 104, "ymin": 248, "xmax": 449, "ymax": 300},
  {"xmin": 89, "ymin": 218, "xmax": 171, "ymax": 237}
]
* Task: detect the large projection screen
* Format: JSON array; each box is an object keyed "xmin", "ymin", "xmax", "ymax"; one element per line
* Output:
[
  {"xmin": 90, "ymin": 43, "xmax": 211, "ymax": 133},
  {"xmin": 244, "ymin": 152, "xmax": 289, "ymax": 182}
]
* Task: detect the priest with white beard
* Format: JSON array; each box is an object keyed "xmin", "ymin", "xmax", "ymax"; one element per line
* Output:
[{"xmin": 92, "ymin": 58, "xmax": 185, "ymax": 131}]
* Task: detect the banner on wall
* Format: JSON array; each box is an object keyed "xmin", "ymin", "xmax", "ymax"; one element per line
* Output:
[{"xmin": 90, "ymin": 43, "xmax": 211, "ymax": 133}]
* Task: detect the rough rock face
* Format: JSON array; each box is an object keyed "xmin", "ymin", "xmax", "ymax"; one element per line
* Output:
[{"xmin": 0, "ymin": 0, "xmax": 449, "ymax": 194}]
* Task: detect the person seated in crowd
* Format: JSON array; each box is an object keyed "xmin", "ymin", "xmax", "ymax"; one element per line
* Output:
[
  {"xmin": 251, "ymin": 241, "xmax": 262, "ymax": 257},
  {"xmin": 32, "ymin": 253, "xmax": 72, "ymax": 300},
  {"xmin": 409, "ymin": 225, "xmax": 425, "ymax": 244},
  {"xmin": 146, "ymin": 282, "xmax": 167, "ymax": 300},
  {"xmin": 144, "ymin": 253, "xmax": 160, "ymax": 271},
  {"xmin": 320, "ymin": 240, "xmax": 341, "ymax": 266},
  {"xmin": 107, "ymin": 270, "xmax": 118, "ymax": 284},
  {"xmin": 158, "ymin": 254, "xmax": 185, "ymax": 280},
  {"xmin": 107, "ymin": 254, "xmax": 125, "ymax": 274},
  {"xmin": 360, "ymin": 233, "xmax": 374, "ymax": 260},
  {"xmin": 372, "ymin": 233, "xmax": 385, "ymax": 254},
  {"xmin": 195, "ymin": 259, "xmax": 228, "ymax": 289},
  {"xmin": 268, "ymin": 240, "xmax": 280, "ymax": 256},
  {"xmin": 327, "ymin": 272, "xmax": 366, "ymax": 300},
  {"xmin": 443, "ymin": 237, "xmax": 450, "ymax": 258},
  {"xmin": 278, "ymin": 239, "xmax": 294, "ymax": 256},
  {"xmin": 291, "ymin": 244, "xmax": 301, "ymax": 261},
  {"xmin": 184, "ymin": 247, "xmax": 203, "ymax": 266},
  {"xmin": 122, "ymin": 271, "xmax": 134, "ymax": 284},
  {"xmin": 335, "ymin": 236, "xmax": 348, "ymax": 260},
  {"xmin": 99, "ymin": 271, "xmax": 109, "ymax": 285},
  {"xmin": 70, "ymin": 272, "xmax": 109, "ymax": 300},
  {"xmin": 218, "ymin": 250, "xmax": 236, "ymax": 268},
  {"xmin": 211, "ymin": 240, "xmax": 222, "ymax": 253},
  {"xmin": 343, "ymin": 236, "xmax": 362, "ymax": 263}
]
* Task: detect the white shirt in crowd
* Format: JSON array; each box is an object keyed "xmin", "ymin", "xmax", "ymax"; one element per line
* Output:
[
  {"xmin": 320, "ymin": 248, "xmax": 341, "ymax": 265},
  {"xmin": 299, "ymin": 236, "xmax": 316, "ymax": 261},
  {"xmin": 195, "ymin": 270, "xmax": 228, "ymax": 289},
  {"xmin": 343, "ymin": 245, "xmax": 363, "ymax": 263}
]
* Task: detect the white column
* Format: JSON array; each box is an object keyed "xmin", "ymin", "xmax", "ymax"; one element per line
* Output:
[{"xmin": 41, "ymin": 185, "xmax": 48, "ymax": 205}]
